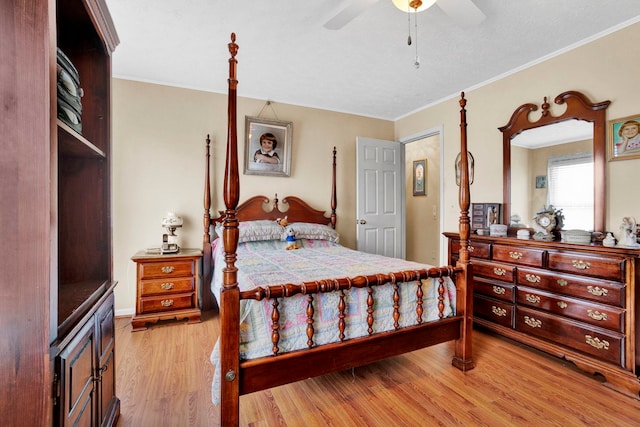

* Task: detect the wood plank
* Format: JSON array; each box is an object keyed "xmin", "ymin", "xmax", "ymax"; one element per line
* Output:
[{"xmin": 115, "ymin": 311, "xmax": 640, "ymax": 426}]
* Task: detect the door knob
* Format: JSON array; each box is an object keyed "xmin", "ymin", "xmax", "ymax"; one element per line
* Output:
[{"xmin": 357, "ymin": 219, "xmax": 366, "ymax": 224}]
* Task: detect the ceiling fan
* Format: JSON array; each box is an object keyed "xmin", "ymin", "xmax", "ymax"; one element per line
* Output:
[{"xmin": 323, "ymin": 0, "xmax": 486, "ymax": 30}]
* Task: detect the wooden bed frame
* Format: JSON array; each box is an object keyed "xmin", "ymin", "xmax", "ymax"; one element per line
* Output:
[{"xmin": 203, "ymin": 33, "xmax": 474, "ymax": 426}]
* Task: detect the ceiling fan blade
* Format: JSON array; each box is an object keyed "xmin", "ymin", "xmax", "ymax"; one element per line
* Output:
[
  {"xmin": 436, "ymin": 0, "xmax": 486, "ymax": 27},
  {"xmin": 323, "ymin": 0, "xmax": 380, "ymax": 30}
]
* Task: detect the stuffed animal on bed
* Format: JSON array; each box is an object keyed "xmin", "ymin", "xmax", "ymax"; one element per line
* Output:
[
  {"xmin": 284, "ymin": 225, "xmax": 299, "ymax": 250},
  {"xmin": 276, "ymin": 216, "xmax": 288, "ymax": 227}
]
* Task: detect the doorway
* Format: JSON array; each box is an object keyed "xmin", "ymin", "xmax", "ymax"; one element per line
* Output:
[{"xmin": 402, "ymin": 129, "xmax": 442, "ymax": 265}]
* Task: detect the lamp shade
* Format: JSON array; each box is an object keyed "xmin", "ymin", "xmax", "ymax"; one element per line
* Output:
[
  {"xmin": 392, "ymin": 0, "xmax": 437, "ymax": 13},
  {"xmin": 161, "ymin": 212, "xmax": 183, "ymax": 228}
]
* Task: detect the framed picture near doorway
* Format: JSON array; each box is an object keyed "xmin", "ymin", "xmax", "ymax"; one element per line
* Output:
[{"xmin": 413, "ymin": 159, "xmax": 426, "ymax": 196}]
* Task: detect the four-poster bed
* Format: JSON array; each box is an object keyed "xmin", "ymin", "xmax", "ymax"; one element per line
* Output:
[{"xmin": 203, "ymin": 33, "xmax": 474, "ymax": 426}]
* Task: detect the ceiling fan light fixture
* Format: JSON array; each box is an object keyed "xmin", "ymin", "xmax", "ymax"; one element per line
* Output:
[{"xmin": 392, "ymin": 0, "xmax": 437, "ymax": 13}]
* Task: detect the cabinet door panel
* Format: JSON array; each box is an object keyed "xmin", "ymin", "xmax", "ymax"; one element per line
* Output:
[{"xmin": 57, "ymin": 320, "xmax": 95, "ymax": 427}]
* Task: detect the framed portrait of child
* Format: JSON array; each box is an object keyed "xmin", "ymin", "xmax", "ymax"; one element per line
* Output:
[
  {"xmin": 244, "ymin": 116, "xmax": 293, "ymax": 176},
  {"xmin": 608, "ymin": 115, "xmax": 640, "ymax": 161}
]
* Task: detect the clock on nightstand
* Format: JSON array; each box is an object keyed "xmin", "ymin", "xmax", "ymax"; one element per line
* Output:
[{"xmin": 131, "ymin": 248, "xmax": 203, "ymax": 331}]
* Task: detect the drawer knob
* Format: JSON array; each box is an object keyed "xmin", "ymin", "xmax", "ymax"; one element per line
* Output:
[
  {"xmin": 587, "ymin": 310, "xmax": 608, "ymax": 321},
  {"xmin": 468, "ymin": 245, "xmax": 475, "ymax": 253},
  {"xmin": 525, "ymin": 294, "xmax": 540, "ymax": 304},
  {"xmin": 161, "ymin": 266, "xmax": 175, "ymax": 274},
  {"xmin": 493, "ymin": 268, "xmax": 506, "ymax": 276},
  {"xmin": 525, "ymin": 274, "xmax": 540, "ymax": 283},
  {"xmin": 557, "ymin": 301, "xmax": 568, "ymax": 309},
  {"xmin": 492, "ymin": 286, "xmax": 506, "ymax": 295},
  {"xmin": 572, "ymin": 260, "xmax": 591, "ymax": 270},
  {"xmin": 524, "ymin": 316, "xmax": 542, "ymax": 328},
  {"xmin": 587, "ymin": 286, "xmax": 608, "ymax": 297},
  {"xmin": 161, "ymin": 282, "xmax": 175, "ymax": 290},
  {"xmin": 161, "ymin": 299, "xmax": 174, "ymax": 307},
  {"xmin": 509, "ymin": 251, "xmax": 523, "ymax": 260},
  {"xmin": 585, "ymin": 335, "xmax": 609, "ymax": 350},
  {"xmin": 491, "ymin": 306, "xmax": 507, "ymax": 317},
  {"xmin": 557, "ymin": 279, "xmax": 568, "ymax": 286}
]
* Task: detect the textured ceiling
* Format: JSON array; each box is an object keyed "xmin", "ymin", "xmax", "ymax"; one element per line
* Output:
[{"xmin": 106, "ymin": 0, "xmax": 640, "ymax": 120}]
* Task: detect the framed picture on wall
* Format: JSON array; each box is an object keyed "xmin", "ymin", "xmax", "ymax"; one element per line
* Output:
[
  {"xmin": 608, "ymin": 115, "xmax": 640, "ymax": 161},
  {"xmin": 413, "ymin": 159, "xmax": 426, "ymax": 196},
  {"xmin": 535, "ymin": 175, "xmax": 547, "ymax": 189},
  {"xmin": 244, "ymin": 116, "xmax": 293, "ymax": 176}
]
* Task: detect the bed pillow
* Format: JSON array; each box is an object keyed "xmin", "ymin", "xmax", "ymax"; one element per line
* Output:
[
  {"xmin": 215, "ymin": 220, "xmax": 284, "ymax": 243},
  {"xmin": 287, "ymin": 222, "xmax": 339, "ymax": 243}
]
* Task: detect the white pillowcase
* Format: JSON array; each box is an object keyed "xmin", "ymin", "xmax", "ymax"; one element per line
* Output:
[
  {"xmin": 286, "ymin": 222, "xmax": 339, "ymax": 243},
  {"xmin": 215, "ymin": 220, "xmax": 284, "ymax": 243}
]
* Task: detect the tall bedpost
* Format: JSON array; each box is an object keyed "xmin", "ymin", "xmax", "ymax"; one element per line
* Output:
[
  {"xmin": 220, "ymin": 33, "xmax": 241, "ymax": 426},
  {"xmin": 452, "ymin": 92, "xmax": 475, "ymax": 371},
  {"xmin": 202, "ymin": 135, "xmax": 214, "ymax": 310},
  {"xmin": 330, "ymin": 146, "xmax": 337, "ymax": 229}
]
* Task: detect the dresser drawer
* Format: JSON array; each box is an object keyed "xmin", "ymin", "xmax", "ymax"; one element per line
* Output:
[
  {"xmin": 547, "ymin": 252, "xmax": 624, "ymax": 281},
  {"xmin": 473, "ymin": 295, "xmax": 514, "ymax": 328},
  {"xmin": 516, "ymin": 306, "xmax": 624, "ymax": 367},
  {"xmin": 517, "ymin": 286, "xmax": 624, "ymax": 332},
  {"xmin": 138, "ymin": 259, "xmax": 195, "ymax": 279},
  {"xmin": 139, "ymin": 277, "xmax": 195, "ymax": 297},
  {"xmin": 516, "ymin": 267, "xmax": 625, "ymax": 307},
  {"xmin": 474, "ymin": 277, "xmax": 515, "ymax": 302},
  {"xmin": 473, "ymin": 260, "xmax": 514, "ymax": 283},
  {"xmin": 493, "ymin": 244, "xmax": 544, "ymax": 267},
  {"xmin": 138, "ymin": 293, "xmax": 195, "ymax": 314},
  {"xmin": 451, "ymin": 239, "xmax": 491, "ymax": 259}
]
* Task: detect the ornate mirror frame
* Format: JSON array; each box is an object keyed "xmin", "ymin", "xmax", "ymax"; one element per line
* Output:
[{"xmin": 500, "ymin": 91, "xmax": 610, "ymax": 233}]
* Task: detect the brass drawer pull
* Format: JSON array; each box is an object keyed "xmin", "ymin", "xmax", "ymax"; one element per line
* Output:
[
  {"xmin": 587, "ymin": 286, "xmax": 608, "ymax": 297},
  {"xmin": 585, "ymin": 335, "xmax": 609, "ymax": 350},
  {"xmin": 525, "ymin": 294, "xmax": 540, "ymax": 304},
  {"xmin": 557, "ymin": 279, "xmax": 568, "ymax": 286},
  {"xmin": 161, "ymin": 266, "xmax": 175, "ymax": 274},
  {"xmin": 524, "ymin": 316, "xmax": 541, "ymax": 328},
  {"xmin": 557, "ymin": 301, "xmax": 568, "ymax": 309},
  {"xmin": 468, "ymin": 245, "xmax": 475, "ymax": 253},
  {"xmin": 587, "ymin": 310, "xmax": 608, "ymax": 321},
  {"xmin": 493, "ymin": 267, "xmax": 506, "ymax": 276},
  {"xmin": 525, "ymin": 274, "xmax": 540, "ymax": 283},
  {"xmin": 491, "ymin": 306, "xmax": 507, "ymax": 317},
  {"xmin": 572, "ymin": 260, "xmax": 591, "ymax": 270},
  {"xmin": 492, "ymin": 286, "xmax": 506, "ymax": 295},
  {"xmin": 161, "ymin": 282, "xmax": 175, "ymax": 290},
  {"xmin": 509, "ymin": 251, "xmax": 523, "ymax": 260},
  {"xmin": 161, "ymin": 299, "xmax": 174, "ymax": 307}
]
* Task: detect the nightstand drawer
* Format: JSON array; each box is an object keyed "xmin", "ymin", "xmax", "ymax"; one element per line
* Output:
[
  {"xmin": 139, "ymin": 277, "xmax": 194, "ymax": 297},
  {"xmin": 138, "ymin": 259, "xmax": 195, "ymax": 279},
  {"xmin": 138, "ymin": 293, "xmax": 195, "ymax": 314}
]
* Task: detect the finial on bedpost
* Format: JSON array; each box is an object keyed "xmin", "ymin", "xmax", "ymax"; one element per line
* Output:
[{"xmin": 331, "ymin": 146, "xmax": 337, "ymax": 229}]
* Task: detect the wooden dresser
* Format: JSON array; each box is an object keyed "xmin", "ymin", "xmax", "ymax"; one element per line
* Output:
[
  {"xmin": 445, "ymin": 232, "xmax": 640, "ymax": 398},
  {"xmin": 131, "ymin": 249, "xmax": 203, "ymax": 331}
]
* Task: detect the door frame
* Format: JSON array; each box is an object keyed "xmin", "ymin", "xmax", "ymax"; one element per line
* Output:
[{"xmin": 398, "ymin": 125, "xmax": 446, "ymax": 265}]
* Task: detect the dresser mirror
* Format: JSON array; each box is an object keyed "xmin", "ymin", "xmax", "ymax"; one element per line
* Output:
[{"xmin": 500, "ymin": 91, "xmax": 610, "ymax": 233}]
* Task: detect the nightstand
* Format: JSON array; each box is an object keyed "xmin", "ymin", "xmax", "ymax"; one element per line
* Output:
[{"xmin": 131, "ymin": 248, "xmax": 202, "ymax": 331}]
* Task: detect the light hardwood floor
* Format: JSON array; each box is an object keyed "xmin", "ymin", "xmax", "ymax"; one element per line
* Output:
[{"xmin": 115, "ymin": 311, "xmax": 640, "ymax": 426}]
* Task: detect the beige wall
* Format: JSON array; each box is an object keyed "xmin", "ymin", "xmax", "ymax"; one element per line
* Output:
[
  {"xmin": 112, "ymin": 81, "xmax": 393, "ymax": 313},
  {"xmin": 394, "ymin": 21, "xmax": 640, "ymax": 239},
  {"xmin": 112, "ymin": 21, "xmax": 640, "ymax": 314}
]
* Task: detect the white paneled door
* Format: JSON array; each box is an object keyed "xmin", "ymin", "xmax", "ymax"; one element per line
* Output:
[{"xmin": 355, "ymin": 137, "xmax": 404, "ymax": 258}]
